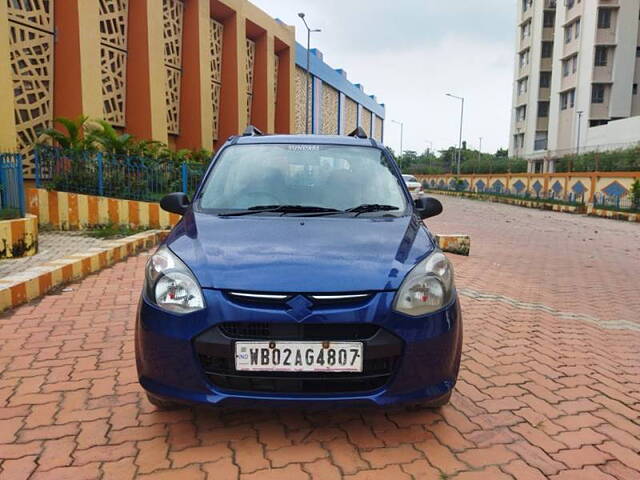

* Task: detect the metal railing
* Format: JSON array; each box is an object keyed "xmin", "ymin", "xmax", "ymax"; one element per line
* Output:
[
  {"xmin": 425, "ymin": 182, "xmax": 586, "ymax": 206},
  {"xmin": 0, "ymin": 153, "xmax": 25, "ymax": 218},
  {"xmin": 593, "ymin": 193, "xmax": 640, "ymax": 213},
  {"xmin": 35, "ymin": 147, "xmax": 208, "ymax": 203}
]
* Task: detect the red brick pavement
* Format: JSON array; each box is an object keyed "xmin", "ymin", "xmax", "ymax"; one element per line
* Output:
[{"xmin": 1, "ymin": 199, "xmax": 639, "ymax": 479}]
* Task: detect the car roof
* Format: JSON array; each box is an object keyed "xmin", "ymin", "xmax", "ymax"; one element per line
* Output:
[{"xmin": 231, "ymin": 134, "xmax": 380, "ymax": 147}]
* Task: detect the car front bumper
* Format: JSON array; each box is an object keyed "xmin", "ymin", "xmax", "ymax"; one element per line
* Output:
[{"xmin": 136, "ymin": 289, "xmax": 462, "ymax": 408}]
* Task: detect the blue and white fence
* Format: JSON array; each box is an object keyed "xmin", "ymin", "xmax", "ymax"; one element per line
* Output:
[{"xmin": 0, "ymin": 153, "xmax": 25, "ymax": 217}]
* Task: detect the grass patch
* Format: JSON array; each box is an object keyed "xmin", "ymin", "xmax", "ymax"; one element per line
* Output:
[
  {"xmin": 84, "ymin": 223, "xmax": 150, "ymax": 239},
  {"xmin": 0, "ymin": 208, "xmax": 21, "ymax": 220}
]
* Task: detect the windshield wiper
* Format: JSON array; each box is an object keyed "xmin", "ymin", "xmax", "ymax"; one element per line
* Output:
[
  {"xmin": 220, "ymin": 205, "xmax": 343, "ymax": 217},
  {"xmin": 345, "ymin": 204, "xmax": 400, "ymax": 217}
]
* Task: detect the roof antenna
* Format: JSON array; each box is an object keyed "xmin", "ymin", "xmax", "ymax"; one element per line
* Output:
[
  {"xmin": 347, "ymin": 127, "xmax": 368, "ymax": 139},
  {"xmin": 242, "ymin": 125, "xmax": 264, "ymax": 136}
]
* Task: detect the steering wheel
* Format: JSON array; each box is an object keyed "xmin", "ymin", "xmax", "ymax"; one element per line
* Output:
[{"xmin": 242, "ymin": 191, "xmax": 282, "ymax": 206}]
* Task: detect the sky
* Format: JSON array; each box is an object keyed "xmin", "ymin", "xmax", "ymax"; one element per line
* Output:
[{"xmin": 250, "ymin": 0, "xmax": 516, "ymax": 155}]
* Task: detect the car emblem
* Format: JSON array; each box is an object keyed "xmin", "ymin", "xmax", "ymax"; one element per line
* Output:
[{"xmin": 285, "ymin": 295, "xmax": 313, "ymax": 323}]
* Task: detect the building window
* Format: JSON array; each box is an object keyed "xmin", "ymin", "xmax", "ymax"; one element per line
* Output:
[
  {"xmin": 534, "ymin": 131, "xmax": 548, "ymax": 151},
  {"xmin": 633, "ymin": 83, "xmax": 638, "ymax": 95},
  {"xmin": 519, "ymin": 49, "xmax": 530, "ymax": 68},
  {"xmin": 538, "ymin": 101, "xmax": 550, "ymax": 118},
  {"xmin": 636, "ymin": 46, "xmax": 640, "ymax": 57},
  {"xmin": 514, "ymin": 133, "xmax": 525, "ymax": 149},
  {"xmin": 521, "ymin": 21, "xmax": 532, "ymax": 39},
  {"xmin": 598, "ymin": 9, "xmax": 611, "ymax": 29},
  {"xmin": 562, "ymin": 56, "xmax": 577, "ymax": 77},
  {"xmin": 595, "ymin": 46, "xmax": 608, "ymax": 66},
  {"xmin": 566, "ymin": 0, "xmax": 575, "ymax": 9},
  {"xmin": 518, "ymin": 78, "xmax": 529, "ymax": 95},
  {"xmin": 561, "ymin": 89, "xmax": 575, "ymax": 110},
  {"xmin": 523, "ymin": 0, "xmax": 533, "ymax": 12},
  {"xmin": 542, "ymin": 41, "xmax": 553, "ymax": 58},
  {"xmin": 564, "ymin": 25, "xmax": 572, "ymax": 43},
  {"xmin": 574, "ymin": 19, "xmax": 581, "ymax": 38},
  {"xmin": 592, "ymin": 84, "xmax": 606, "ymax": 103},
  {"xmin": 590, "ymin": 119, "xmax": 608, "ymax": 127},
  {"xmin": 543, "ymin": 10, "xmax": 555, "ymax": 28},
  {"xmin": 540, "ymin": 71, "xmax": 551, "ymax": 88},
  {"xmin": 516, "ymin": 105, "xmax": 527, "ymax": 122}
]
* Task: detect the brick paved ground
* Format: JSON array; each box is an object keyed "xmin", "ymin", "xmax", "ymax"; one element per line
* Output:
[
  {"xmin": 0, "ymin": 198, "xmax": 639, "ymax": 479},
  {"xmin": 0, "ymin": 232, "xmax": 115, "ymax": 277}
]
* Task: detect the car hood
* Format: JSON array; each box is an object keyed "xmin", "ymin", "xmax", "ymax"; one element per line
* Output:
[{"xmin": 165, "ymin": 212, "xmax": 435, "ymax": 293}]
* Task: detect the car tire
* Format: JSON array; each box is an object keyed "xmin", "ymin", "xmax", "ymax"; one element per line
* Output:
[{"xmin": 146, "ymin": 392, "xmax": 184, "ymax": 410}]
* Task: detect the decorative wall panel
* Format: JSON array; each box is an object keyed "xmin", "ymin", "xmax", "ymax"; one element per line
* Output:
[
  {"xmin": 99, "ymin": 0, "xmax": 129, "ymax": 127},
  {"xmin": 343, "ymin": 97, "xmax": 357, "ymax": 135},
  {"xmin": 294, "ymin": 66, "xmax": 310, "ymax": 134},
  {"xmin": 100, "ymin": 46, "xmax": 127, "ymax": 126},
  {"xmin": 163, "ymin": 0, "xmax": 184, "ymax": 135},
  {"xmin": 245, "ymin": 38, "xmax": 255, "ymax": 125},
  {"xmin": 210, "ymin": 19, "xmax": 223, "ymax": 141},
  {"xmin": 7, "ymin": 0, "xmax": 53, "ymax": 30},
  {"xmin": 8, "ymin": 1, "xmax": 55, "ymax": 177},
  {"xmin": 274, "ymin": 54, "xmax": 279, "ymax": 109},
  {"xmin": 321, "ymin": 84, "xmax": 339, "ymax": 135},
  {"xmin": 374, "ymin": 115, "xmax": 383, "ymax": 141},
  {"xmin": 99, "ymin": 0, "xmax": 128, "ymax": 49},
  {"xmin": 361, "ymin": 108, "xmax": 372, "ymax": 138}
]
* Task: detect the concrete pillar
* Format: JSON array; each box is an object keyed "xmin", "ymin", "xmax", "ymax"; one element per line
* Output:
[
  {"xmin": 0, "ymin": 0, "xmax": 17, "ymax": 150},
  {"xmin": 127, "ymin": 0, "xmax": 168, "ymax": 143},
  {"xmin": 177, "ymin": 0, "xmax": 213, "ymax": 150}
]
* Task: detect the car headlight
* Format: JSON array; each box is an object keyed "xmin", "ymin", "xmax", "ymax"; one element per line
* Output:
[
  {"xmin": 393, "ymin": 251, "xmax": 454, "ymax": 316},
  {"xmin": 144, "ymin": 246, "xmax": 205, "ymax": 314}
]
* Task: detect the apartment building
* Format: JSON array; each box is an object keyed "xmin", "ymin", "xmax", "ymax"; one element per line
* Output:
[{"xmin": 509, "ymin": 0, "xmax": 640, "ymax": 172}]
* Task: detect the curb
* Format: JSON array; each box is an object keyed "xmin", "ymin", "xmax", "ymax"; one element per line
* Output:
[
  {"xmin": 0, "ymin": 214, "xmax": 38, "ymax": 259},
  {"xmin": 429, "ymin": 190, "xmax": 586, "ymax": 214},
  {"xmin": 0, "ymin": 230, "xmax": 168, "ymax": 312}
]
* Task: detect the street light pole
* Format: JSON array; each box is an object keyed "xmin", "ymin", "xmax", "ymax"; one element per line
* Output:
[
  {"xmin": 446, "ymin": 93, "xmax": 465, "ymax": 175},
  {"xmin": 298, "ymin": 13, "xmax": 321, "ymax": 135},
  {"xmin": 576, "ymin": 111, "xmax": 584, "ymax": 156},
  {"xmin": 392, "ymin": 120, "xmax": 404, "ymax": 156}
]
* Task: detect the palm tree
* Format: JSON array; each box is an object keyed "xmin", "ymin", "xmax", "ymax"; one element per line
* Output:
[
  {"xmin": 88, "ymin": 120, "xmax": 136, "ymax": 155},
  {"xmin": 38, "ymin": 116, "xmax": 96, "ymax": 152}
]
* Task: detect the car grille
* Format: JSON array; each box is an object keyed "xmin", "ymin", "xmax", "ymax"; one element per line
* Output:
[
  {"xmin": 194, "ymin": 323, "xmax": 403, "ymax": 395},
  {"xmin": 218, "ymin": 322, "xmax": 379, "ymax": 340}
]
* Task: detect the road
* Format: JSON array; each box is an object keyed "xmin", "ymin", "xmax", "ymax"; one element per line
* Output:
[{"xmin": 0, "ymin": 196, "xmax": 639, "ymax": 479}]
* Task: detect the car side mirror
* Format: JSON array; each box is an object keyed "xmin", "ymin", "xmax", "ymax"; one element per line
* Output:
[
  {"xmin": 160, "ymin": 192, "xmax": 191, "ymax": 216},
  {"xmin": 414, "ymin": 196, "xmax": 443, "ymax": 219}
]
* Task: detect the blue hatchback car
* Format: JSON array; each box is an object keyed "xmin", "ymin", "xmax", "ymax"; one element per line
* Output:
[{"xmin": 136, "ymin": 127, "xmax": 463, "ymax": 410}]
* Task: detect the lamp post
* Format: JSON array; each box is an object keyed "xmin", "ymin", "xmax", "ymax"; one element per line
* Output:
[
  {"xmin": 576, "ymin": 110, "xmax": 584, "ymax": 156},
  {"xmin": 298, "ymin": 13, "xmax": 321, "ymax": 134},
  {"xmin": 392, "ymin": 120, "xmax": 404, "ymax": 156},
  {"xmin": 425, "ymin": 140, "xmax": 433, "ymax": 169},
  {"xmin": 446, "ymin": 93, "xmax": 465, "ymax": 175}
]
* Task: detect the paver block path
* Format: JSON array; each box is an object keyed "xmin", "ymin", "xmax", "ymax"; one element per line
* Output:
[{"xmin": 0, "ymin": 196, "xmax": 639, "ymax": 479}]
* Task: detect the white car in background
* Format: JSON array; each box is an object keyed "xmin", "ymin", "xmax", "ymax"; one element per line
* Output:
[{"xmin": 402, "ymin": 175, "xmax": 424, "ymax": 200}]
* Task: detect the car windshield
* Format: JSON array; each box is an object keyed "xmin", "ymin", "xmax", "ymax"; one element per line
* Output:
[
  {"xmin": 196, "ymin": 144, "xmax": 407, "ymax": 215},
  {"xmin": 403, "ymin": 175, "xmax": 418, "ymax": 183}
]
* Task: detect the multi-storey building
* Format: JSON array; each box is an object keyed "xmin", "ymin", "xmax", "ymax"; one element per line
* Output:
[
  {"xmin": 0, "ymin": 0, "xmax": 384, "ymax": 179},
  {"xmin": 509, "ymin": 0, "xmax": 640, "ymax": 172}
]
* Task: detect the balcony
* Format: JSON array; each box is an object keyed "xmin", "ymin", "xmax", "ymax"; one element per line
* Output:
[
  {"xmin": 520, "ymin": 34, "xmax": 532, "ymax": 51},
  {"xmin": 596, "ymin": 27, "xmax": 617, "ymax": 45},
  {"xmin": 593, "ymin": 64, "xmax": 613, "ymax": 83},
  {"xmin": 538, "ymin": 87, "xmax": 551, "ymax": 101},
  {"xmin": 537, "ymin": 117, "xmax": 549, "ymax": 130},
  {"xmin": 542, "ymin": 27, "xmax": 554, "ymax": 42}
]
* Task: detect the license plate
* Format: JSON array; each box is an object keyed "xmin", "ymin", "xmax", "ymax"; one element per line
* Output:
[{"xmin": 234, "ymin": 341, "xmax": 363, "ymax": 373}]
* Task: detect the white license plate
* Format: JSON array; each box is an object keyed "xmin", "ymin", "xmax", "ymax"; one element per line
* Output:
[{"xmin": 234, "ymin": 341, "xmax": 363, "ymax": 373}]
